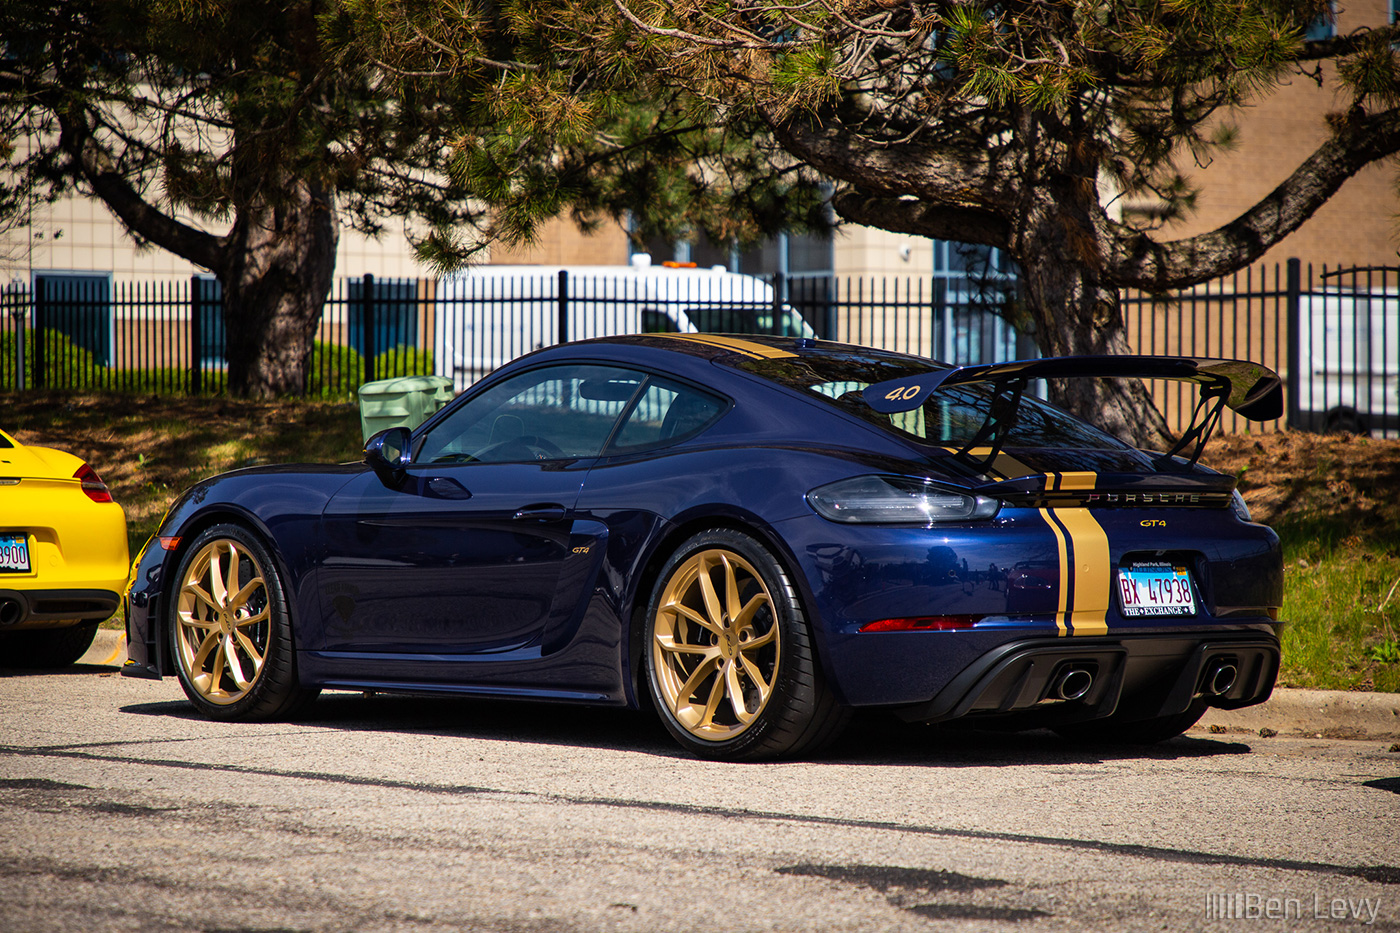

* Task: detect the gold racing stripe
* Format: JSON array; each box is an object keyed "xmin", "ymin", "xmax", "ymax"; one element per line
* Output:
[
  {"xmin": 1040, "ymin": 505, "xmax": 1071, "ymax": 636},
  {"xmin": 660, "ymin": 333, "xmax": 797, "ymax": 359},
  {"xmin": 1056, "ymin": 508, "xmax": 1111, "ymax": 636},
  {"xmin": 991, "ymin": 453, "xmax": 1036, "ymax": 480},
  {"xmin": 942, "ymin": 447, "xmax": 1037, "ymax": 481},
  {"xmin": 1037, "ymin": 471, "xmax": 1112, "ymax": 636},
  {"xmin": 1057, "ymin": 472, "xmax": 1097, "ymax": 491},
  {"xmin": 1040, "ymin": 473, "xmax": 1070, "ymax": 635}
]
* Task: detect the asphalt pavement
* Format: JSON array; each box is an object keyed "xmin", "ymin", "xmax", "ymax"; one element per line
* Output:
[{"xmin": 6, "ymin": 635, "xmax": 1398, "ymax": 933}]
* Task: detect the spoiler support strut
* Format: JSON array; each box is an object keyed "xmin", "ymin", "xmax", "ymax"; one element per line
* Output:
[
  {"xmin": 952, "ymin": 377, "xmax": 1029, "ymax": 476},
  {"xmin": 1155, "ymin": 382, "xmax": 1228, "ymax": 469}
]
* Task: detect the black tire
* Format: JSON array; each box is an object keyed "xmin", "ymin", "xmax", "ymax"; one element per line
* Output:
[
  {"xmin": 168, "ymin": 524, "xmax": 318, "ymax": 721},
  {"xmin": 1054, "ymin": 701, "xmax": 1208, "ymax": 745},
  {"xmin": 0, "ymin": 622, "xmax": 100, "ymax": 668},
  {"xmin": 644, "ymin": 529, "xmax": 849, "ymax": 761}
]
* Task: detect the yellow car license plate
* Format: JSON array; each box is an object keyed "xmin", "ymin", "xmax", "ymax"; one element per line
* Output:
[{"xmin": 0, "ymin": 533, "xmax": 31, "ymax": 573}]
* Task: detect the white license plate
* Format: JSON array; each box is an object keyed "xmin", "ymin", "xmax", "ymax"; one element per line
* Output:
[
  {"xmin": 1117, "ymin": 562, "xmax": 1196, "ymax": 618},
  {"xmin": 0, "ymin": 534, "xmax": 31, "ymax": 573}
]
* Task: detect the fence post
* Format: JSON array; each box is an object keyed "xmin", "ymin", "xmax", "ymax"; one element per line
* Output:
[
  {"xmin": 362, "ymin": 273, "xmax": 376, "ymax": 384},
  {"xmin": 1285, "ymin": 258, "xmax": 1301, "ymax": 431},
  {"xmin": 820, "ymin": 277, "xmax": 836, "ymax": 342},
  {"xmin": 189, "ymin": 276, "xmax": 203, "ymax": 395},
  {"xmin": 557, "ymin": 270, "xmax": 569, "ymax": 344},
  {"xmin": 31, "ymin": 279, "xmax": 45, "ymax": 390},
  {"xmin": 771, "ymin": 271, "xmax": 786, "ymax": 338},
  {"xmin": 7, "ymin": 285, "xmax": 26, "ymax": 392}
]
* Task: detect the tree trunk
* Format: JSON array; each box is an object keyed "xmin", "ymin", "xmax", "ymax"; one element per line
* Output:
[
  {"xmin": 57, "ymin": 114, "xmax": 341, "ymax": 398},
  {"xmin": 221, "ymin": 179, "xmax": 340, "ymax": 398},
  {"xmin": 1014, "ymin": 184, "xmax": 1175, "ymax": 451}
]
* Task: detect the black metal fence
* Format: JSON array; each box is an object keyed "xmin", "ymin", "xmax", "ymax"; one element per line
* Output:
[
  {"xmin": 1120, "ymin": 261, "xmax": 1398, "ymax": 437},
  {"xmin": 2, "ymin": 261, "xmax": 1396, "ymax": 436}
]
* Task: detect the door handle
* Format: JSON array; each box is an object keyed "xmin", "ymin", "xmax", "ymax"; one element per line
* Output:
[{"xmin": 513, "ymin": 504, "xmax": 567, "ymax": 522}]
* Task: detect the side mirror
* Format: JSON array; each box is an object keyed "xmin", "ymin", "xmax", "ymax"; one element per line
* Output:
[{"xmin": 364, "ymin": 426, "xmax": 411, "ymax": 488}]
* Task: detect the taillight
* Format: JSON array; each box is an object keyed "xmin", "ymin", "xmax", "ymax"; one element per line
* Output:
[
  {"xmin": 859, "ymin": 615, "xmax": 983, "ymax": 633},
  {"xmin": 74, "ymin": 463, "xmax": 114, "ymax": 503}
]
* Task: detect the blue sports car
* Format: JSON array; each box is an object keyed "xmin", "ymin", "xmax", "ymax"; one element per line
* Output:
[{"xmin": 124, "ymin": 335, "xmax": 1284, "ymax": 760}]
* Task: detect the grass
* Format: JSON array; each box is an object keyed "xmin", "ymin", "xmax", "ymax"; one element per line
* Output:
[
  {"xmin": 1277, "ymin": 537, "xmax": 1400, "ymax": 692},
  {"xmin": 5, "ymin": 393, "xmax": 363, "ymax": 565},
  {"xmin": 1208, "ymin": 432, "xmax": 1400, "ymax": 693},
  {"xmin": 5, "ymin": 393, "xmax": 1399, "ymax": 692}
]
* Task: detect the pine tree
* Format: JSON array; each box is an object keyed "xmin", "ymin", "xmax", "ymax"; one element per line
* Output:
[
  {"xmin": 361, "ymin": 0, "xmax": 1400, "ymax": 442},
  {"xmin": 2, "ymin": 0, "xmax": 827, "ymax": 395},
  {"xmin": 1, "ymin": 0, "xmax": 486, "ymax": 394}
]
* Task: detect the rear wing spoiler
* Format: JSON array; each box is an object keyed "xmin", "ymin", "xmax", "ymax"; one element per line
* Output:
[{"xmin": 863, "ymin": 356, "xmax": 1283, "ymax": 472}]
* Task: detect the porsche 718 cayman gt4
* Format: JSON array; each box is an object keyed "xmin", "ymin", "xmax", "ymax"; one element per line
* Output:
[{"xmin": 123, "ymin": 335, "xmax": 1283, "ymax": 760}]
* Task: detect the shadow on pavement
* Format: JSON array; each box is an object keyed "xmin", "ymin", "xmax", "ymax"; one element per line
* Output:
[{"xmin": 119, "ymin": 690, "xmax": 1253, "ymax": 766}]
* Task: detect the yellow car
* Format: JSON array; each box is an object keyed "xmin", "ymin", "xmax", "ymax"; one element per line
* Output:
[{"xmin": 0, "ymin": 428, "xmax": 128, "ymax": 667}]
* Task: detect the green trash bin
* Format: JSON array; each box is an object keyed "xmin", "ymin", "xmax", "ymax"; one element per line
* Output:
[{"xmin": 357, "ymin": 374, "xmax": 454, "ymax": 443}]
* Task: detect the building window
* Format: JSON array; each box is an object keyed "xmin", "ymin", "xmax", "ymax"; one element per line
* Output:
[
  {"xmin": 638, "ymin": 230, "xmax": 835, "ymax": 279},
  {"xmin": 348, "ymin": 277, "xmax": 420, "ymax": 360},
  {"xmin": 931, "ymin": 241, "xmax": 1030, "ymax": 366},
  {"xmin": 1305, "ymin": 2, "xmax": 1335, "ymax": 40},
  {"xmin": 193, "ymin": 276, "xmax": 226, "ymax": 366},
  {"xmin": 33, "ymin": 272, "xmax": 111, "ymax": 366}
]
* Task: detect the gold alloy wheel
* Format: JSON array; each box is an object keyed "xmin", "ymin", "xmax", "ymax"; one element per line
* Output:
[
  {"xmin": 652, "ymin": 548, "xmax": 781, "ymax": 740},
  {"xmin": 175, "ymin": 538, "xmax": 271, "ymax": 705}
]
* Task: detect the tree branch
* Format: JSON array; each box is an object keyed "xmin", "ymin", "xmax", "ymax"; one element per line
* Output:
[
  {"xmin": 1109, "ymin": 106, "xmax": 1400, "ymax": 290},
  {"xmin": 57, "ymin": 109, "xmax": 227, "ymax": 273},
  {"xmin": 833, "ymin": 189, "xmax": 1011, "ymax": 246},
  {"xmin": 765, "ymin": 111, "xmax": 1014, "ymax": 211}
]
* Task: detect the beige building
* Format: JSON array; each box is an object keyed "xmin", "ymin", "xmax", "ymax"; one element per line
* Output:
[{"xmin": 1159, "ymin": 0, "xmax": 1398, "ymax": 271}]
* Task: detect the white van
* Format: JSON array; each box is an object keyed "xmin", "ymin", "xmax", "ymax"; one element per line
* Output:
[
  {"xmin": 1295, "ymin": 289, "xmax": 1400, "ymax": 436},
  {"xmin": 433, "ymin": 254, "xmax": 814, "ymax": 390}
]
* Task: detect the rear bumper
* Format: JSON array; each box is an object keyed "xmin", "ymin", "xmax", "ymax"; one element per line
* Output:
[
  {"xmin": 891, "ymin": 631, "xmax": 1279, "ymax": 727},
  {"xmin": 0, "ymin": 587, "xmax": 121, "ymax": 628}
]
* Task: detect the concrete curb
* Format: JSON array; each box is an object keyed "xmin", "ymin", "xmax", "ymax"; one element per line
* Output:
[
  {"xmin": 1195, "ymin": 688, "xmax": 1400, "ymax": 740},
  {"xmin": 80, "ymin": 628, "xmax": 127, "ymax": 668}
]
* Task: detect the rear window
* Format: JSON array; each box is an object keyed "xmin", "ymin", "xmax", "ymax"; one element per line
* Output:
[{"xmin": 732, "ymin": 348, "xmax": 1127, "ymax": 450}]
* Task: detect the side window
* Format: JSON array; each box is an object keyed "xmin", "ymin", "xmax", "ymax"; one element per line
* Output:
[
  {"xmin": 609, "ymin": 378, "xmax": 725, "ymax": 452},
  {"xmin": 416, "ymin": 364, "xmax": 644, "ymax": 464}
]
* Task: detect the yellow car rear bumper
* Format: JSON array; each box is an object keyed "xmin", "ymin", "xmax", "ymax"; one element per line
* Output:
[{"xmin": 0, "ymin": 479, "xmax": 128, "ymax": 628}]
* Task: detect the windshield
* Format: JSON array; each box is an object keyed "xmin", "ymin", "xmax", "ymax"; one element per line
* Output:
[{"xmin": 732, "ymin": 347, "xmax": 1128, "ymax": 450}]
